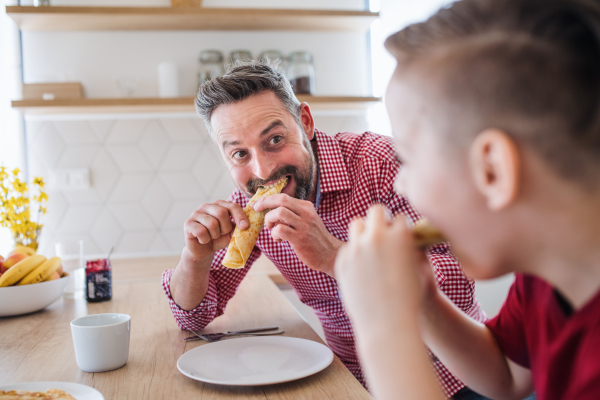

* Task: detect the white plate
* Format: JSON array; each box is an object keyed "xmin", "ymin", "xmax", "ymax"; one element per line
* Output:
[
  {"xmin": 0, "ymin": 382, "xmax": 104, "ymax": 400},
  {"xmin": 177, "ymin": 336, "xmax": 334, "ymax": 386}
]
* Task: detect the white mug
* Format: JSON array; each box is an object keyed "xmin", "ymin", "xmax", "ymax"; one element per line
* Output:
[{"xmin": 70, "ymin": 313, "xmax": 131, "ymax": 373}]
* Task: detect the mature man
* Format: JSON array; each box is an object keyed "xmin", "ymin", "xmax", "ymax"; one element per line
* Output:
[{"xmin": 162, "ymin": 62, "xmax": 487, "ymax": 398}]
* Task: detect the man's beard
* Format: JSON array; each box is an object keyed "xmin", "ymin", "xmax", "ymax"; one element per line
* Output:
[{"xmin": 245, "ymin": 136, "xmax": 316, "ymax": 200}]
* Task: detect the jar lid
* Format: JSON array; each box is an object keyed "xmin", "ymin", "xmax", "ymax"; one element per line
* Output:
[
  {"xmin": 200, "ymin": 50, "xmax": 224, "ymax": 63},
  {"xmin": 288, "ymin": 51, "xmax": 313, "ymax": 63}
]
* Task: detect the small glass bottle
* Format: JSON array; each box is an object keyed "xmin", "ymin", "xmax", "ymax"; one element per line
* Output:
[
  {"xmin": 287, "ymin": 51, "xmax": 315, "ymax": 95},
  {"xmin": 229, "ymin": 50, "xmax": 253, "ymax": 64},
  {"xmin": 198, "ymin": 50, "xmax": 224, "ymax": 87},
  {"xmin": 85, "ymin": 259, "xmax": 112, "ymax": 303}
]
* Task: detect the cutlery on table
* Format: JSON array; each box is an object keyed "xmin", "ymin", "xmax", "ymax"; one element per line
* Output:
[{"xmin": 184, "ymin": 326, "xmax": 283, "ymax": 343}]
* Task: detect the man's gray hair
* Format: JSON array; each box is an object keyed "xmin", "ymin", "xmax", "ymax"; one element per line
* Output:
[{"xmin": 195, "ymin": 60, "xmax": 302, "ymax": 141}]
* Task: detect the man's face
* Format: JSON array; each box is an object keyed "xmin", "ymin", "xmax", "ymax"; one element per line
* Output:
[
  {"xmin": 211, "ymin": 91, "xmax": 315, "ymax": 200},
  {"xmin": 385, "ymin": 68, "xmax": 510, "ymax": 279}
]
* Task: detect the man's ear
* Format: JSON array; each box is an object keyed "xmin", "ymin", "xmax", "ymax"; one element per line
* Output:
[
  {"xmin": 469, "ymin": 129, "xmax": 520, "ymax": 211},
  {"xmin": 299, "ymin": 102, "xmax": 315, "ymax": 140}
]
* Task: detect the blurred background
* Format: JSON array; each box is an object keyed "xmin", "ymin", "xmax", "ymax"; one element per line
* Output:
[{"xmin": 0, "ymin": 0, "xmax": 512, "ymax": 321}]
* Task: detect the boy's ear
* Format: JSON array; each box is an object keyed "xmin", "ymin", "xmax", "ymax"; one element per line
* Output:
[{"xmin": 469, "ymin": 129, "xmax": 520, "ymax": 211}]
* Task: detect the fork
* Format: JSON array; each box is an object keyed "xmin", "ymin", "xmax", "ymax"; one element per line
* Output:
[{"xmin": 186, "ymin": 329, "xmax": 285, "ymax": 343}]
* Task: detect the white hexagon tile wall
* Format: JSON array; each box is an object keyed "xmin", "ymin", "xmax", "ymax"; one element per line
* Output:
[{"xmin": 26, "ymin": 114, "xmax": 367, "ymax": 258}]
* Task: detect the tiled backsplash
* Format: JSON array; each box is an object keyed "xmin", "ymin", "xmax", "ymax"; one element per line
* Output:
[{"xmin": 27, "ymin": 113, "xmax": 368, "ymax": 258}]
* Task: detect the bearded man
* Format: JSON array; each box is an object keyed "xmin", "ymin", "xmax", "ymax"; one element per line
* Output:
[{"xmin": 162, "ymin": 62, "xmax": 487, "ymax": 398}]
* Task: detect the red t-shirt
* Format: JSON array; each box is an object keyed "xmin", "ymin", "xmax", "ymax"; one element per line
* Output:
[{"xmin": 486, "ymin": 274, "xmax": 600, "ymax": 400}]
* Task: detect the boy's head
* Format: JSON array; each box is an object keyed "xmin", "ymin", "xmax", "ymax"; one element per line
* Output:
[{"xmin": 385, "ymin": 0, "xmax": 600, "ymax": 278}]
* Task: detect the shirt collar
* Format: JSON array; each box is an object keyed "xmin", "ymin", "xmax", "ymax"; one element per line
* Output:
[{"xmin": 313, "ymin": 129, "xmax": 352, "ymax": 193}]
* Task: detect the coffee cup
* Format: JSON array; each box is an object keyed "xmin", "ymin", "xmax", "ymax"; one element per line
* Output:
[{"xmin": 70, "ymin": 313, "xmax": 130, "ymax": 372}]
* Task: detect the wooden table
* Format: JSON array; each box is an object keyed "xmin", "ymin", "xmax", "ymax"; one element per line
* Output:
[{"xmin": 0, "ymin": 257, "xmax": 371, "ymax": 400}]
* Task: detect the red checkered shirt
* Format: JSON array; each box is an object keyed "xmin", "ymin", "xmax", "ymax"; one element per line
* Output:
[{"xmin": 162, "ymin": 129, "xmax": 488, "ymax": 397}]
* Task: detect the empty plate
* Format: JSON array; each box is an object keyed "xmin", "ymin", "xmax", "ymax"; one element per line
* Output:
[{"xmin": 177, "ymin": 336, "xmax": 334, "ymax": 386}]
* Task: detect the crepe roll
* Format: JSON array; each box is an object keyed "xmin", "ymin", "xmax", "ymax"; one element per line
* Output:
[
  {"xmin": 222, "ymin": 177, "xmax": 288, "ymax": 269},
  {"xmin": 413, "ymin": 218, "xmax": 446, "ymax": 248}
]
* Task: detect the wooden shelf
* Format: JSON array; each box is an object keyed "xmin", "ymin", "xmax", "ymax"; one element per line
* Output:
[
  {"xmin": 11, "ymin": 96, "xmax": 381, "ymax": 114},
  {"xmin": 6, "ymin": 6, "xmax": 378, "ymax": 32}
]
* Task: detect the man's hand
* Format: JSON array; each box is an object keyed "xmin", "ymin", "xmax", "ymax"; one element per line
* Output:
[
  {"xmin": 253, "ymin": 193, "xmax": 342, "ymax": 277},
  {"xmin": 170, "ymin": 200, "xmax": 249, "ymax": 311},
  {"xmin": 184, "ymin": 199, "xmax": 249, "ymax": 263}
]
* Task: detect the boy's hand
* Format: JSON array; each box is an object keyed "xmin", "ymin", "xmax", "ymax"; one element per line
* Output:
[
  {"xmin": 335, "ymin": 205, "xmax": 435, "ymax": 327},
  {"xmin": 335, "ymin": 204, "xmax": 447, "ymax": 400}
]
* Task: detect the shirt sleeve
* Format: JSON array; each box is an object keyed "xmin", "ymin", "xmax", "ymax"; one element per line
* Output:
[
  {"xmin": 485, "ymin": 275, "xmax": 530, "ymax": 368},
  {"xmin": 161, "ymin": 247, "xmax": 262, "ymax": 331},
  {"xmin": 160, "ymin": 189, "xmax": 262, "ymax": 332}
]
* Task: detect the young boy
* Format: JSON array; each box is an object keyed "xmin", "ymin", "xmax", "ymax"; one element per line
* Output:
[{"xmin": 335, "ymin": 0, "xmax": 600, "ymax": 399}]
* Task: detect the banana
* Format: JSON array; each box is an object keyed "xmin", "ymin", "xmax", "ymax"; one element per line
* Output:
[
  {"xmin": 19, "ymin": 257, "xmax": 62, "ymax": 285},
  {"xmin": 0, "ymin": 255, "xmax": 47, "ymax": 287},
  {"xmin": 8, "ymin": 245, "xmax": 36, "ymax": 257},
  {"xmin": 44, "ymin": 271, "xmax": 61, "ymax": 281}
]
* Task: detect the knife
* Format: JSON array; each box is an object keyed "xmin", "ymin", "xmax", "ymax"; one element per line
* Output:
[{"xmin": 184, "ymin": 325, "xmax": 280, "ymax": 341}]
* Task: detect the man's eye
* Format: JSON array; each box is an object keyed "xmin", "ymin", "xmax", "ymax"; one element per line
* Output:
[
  {"xmin": 270, "ymin": 136, "xmax": 282, "ymax": 145},
  {"xmin": 233, "ymin": 151, "xmax": 247, "ymax": 160}
]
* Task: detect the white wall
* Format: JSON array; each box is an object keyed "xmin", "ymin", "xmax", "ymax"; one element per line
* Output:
[
  {"xmin": 22, "ymin": 31, "xmax": 368, "ymax": 98},
  {"xmin": 26, "ymin": 113, "xmax": 368, "ymax": 259},
  {"xmin": 0, "ymin": 0, "xmax": 25, "ymax": 257},
  {"xmin": 18, "ymin": 0, "xmax": 371, "ymax": 258}
]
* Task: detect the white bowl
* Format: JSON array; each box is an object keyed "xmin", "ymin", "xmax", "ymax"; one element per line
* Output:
[{"xmin": 0, "ymin": 275, "xmax": 70, "ymax": 317}]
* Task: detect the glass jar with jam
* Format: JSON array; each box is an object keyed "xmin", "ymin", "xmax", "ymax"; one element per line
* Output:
[
  {"xmin": 287, "ymin": 51, "xmax": 315, "ymax": 95},
  {"xmin": 85, "ymin": 258, "xmax": 112, "ymax": 303}
]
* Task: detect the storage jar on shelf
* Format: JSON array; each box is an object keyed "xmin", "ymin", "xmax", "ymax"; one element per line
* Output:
[
  {"xmin": 287, "ymin": 51, "xmax": 315, "ymax": 95},
  {"xmin": 230, "ymin": 50, "xmax": 253, "ymax": 64},
  {"xmin": 198, "ymin": 50, "xmax": 225, "ymax": 88}
]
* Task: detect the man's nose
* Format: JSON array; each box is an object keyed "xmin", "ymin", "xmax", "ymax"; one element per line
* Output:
[{"xmin": 251, "ymin": 156, "xmax": 275, "ymax": 180}]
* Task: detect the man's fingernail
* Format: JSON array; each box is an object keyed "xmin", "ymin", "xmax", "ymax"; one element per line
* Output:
[{"xmin": 240, "ymin": 220, "xmax": 248, "ymax": 229}]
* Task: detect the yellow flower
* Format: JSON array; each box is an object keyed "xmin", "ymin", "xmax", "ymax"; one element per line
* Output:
[
  {"xmin": 33, "ymin": 177, "xmax": 45, "ymax": 188},
  {"xmin": 0, "ymin": 166, "xmax": 47, "ymax": 245}
]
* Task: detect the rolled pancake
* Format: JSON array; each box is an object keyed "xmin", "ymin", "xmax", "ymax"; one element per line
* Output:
[
  {"xmin": 222, "ymin": 177, "xmax": 288, "ymax": 269},
  {"xmin": 413, "ymin": 218, "xmax": 446, "ymax": 248}
]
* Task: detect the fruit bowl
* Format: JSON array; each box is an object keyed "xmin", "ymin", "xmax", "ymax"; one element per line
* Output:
[{"xmin": 0, "ymin": 274, "xmax": 70, "ymax": 317}]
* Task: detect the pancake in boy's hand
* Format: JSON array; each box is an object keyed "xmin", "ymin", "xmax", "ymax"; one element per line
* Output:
[{"xmin": 413, "ymin": 218, "xmax": 446, "ymax": 248}]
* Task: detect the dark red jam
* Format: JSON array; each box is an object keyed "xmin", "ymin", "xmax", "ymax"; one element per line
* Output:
[{"xmin": 85, "ymin": 259, "xmax": 112, "ymax": 302}]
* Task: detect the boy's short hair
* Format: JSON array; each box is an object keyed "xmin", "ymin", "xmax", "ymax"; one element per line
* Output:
[{"xmin": 386, "ymin": 0, "xmax": 600, "ymax": 186}]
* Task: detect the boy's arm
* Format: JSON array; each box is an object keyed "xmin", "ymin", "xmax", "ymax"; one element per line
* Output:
[
  {"xmin": 336, "ymin": 206, "xmax": 445, "ymax": 400},
  {"xmin": 421, "ymin": 288, "xmax": 533, "ymax": 400}
]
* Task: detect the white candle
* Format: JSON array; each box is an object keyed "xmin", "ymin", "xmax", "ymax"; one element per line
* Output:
[{"xmin": 158, "ymin": 62, "xmax": 179, "ymax": 98}]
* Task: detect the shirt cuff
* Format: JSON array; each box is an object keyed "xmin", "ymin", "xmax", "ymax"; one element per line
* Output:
[{"xmin": 161, "ymin": 268, "xmax": 219, "ymax": 330}]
